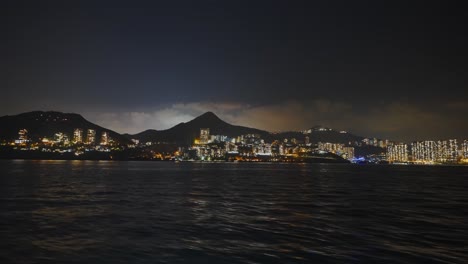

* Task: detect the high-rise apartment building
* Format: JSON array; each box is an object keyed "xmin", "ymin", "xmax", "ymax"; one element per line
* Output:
[
  {"xmin": 387, "ymin": 144, "xmax": 408, "ymax": 163},
  {"xmin": 462, "ymin": 140, "xmax": 468, "ymax": 159},
  {"xmin": 73, "ymin": 129, "xmax": 83, "ymax": 143},
  {"xmin": 101, "ymin": 132, "xmax": 109, "ymax": 145},
  {"xmin": 87, "ymin": 129, "xmax": 96, "ymax": 145},
  {"xmin": 200, "ymin": 128, "xmax": 210, "ymax": 144}
]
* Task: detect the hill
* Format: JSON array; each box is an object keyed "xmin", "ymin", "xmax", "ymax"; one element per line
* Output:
[
  {"xmin": 127, "ymin": 112, "xmax": 370, "ymax": 146},
  {"xmin": 0, "ymin": 111, "xmax": 130, "ymax": 144},
  {"xmin": 0, "ymin": 111, "xmax": 382, "ymax": 155},
  {"xmin": 128, "ymin": 112, "xmax": 271, "ymax": 145}
]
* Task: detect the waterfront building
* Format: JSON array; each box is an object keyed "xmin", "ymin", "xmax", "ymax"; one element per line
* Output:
[
  {"xmin": 411, "ymin": 140, "xmax": 458, "ymax": 163},
  {"xmin": 387, "ymin": 144, "xmax": 408, "ymax": 163},
  {"xmin": 87, "ymin": 129, "xmax": 96, "ymax": 145},
  {"xmin": 73, "ymin": 129, "xmax": 83, "ymax": 144},
  {"xmin": 463, "ymin": 140, "xmax": 468, "ymax": 159},
  {"xmin": 342, "ymin": 147, "xmax": 355, "ymax": 160},
  {"xmin": 412, "ymin": 141, "xmax": 437, "ymax": 163},
  {"xmin": 101, "ymin": 132, "xmax": 109, "ymax": 145}
]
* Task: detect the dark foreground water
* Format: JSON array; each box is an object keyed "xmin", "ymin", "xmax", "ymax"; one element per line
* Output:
[{"xmin": 0, "ymin": 161, "xmax": 467, "ymax": 264}]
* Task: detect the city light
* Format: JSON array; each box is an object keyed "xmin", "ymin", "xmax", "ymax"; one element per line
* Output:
[{"xmin": 1, "ymin": 125, "xmax": 466, "ymax": 164}]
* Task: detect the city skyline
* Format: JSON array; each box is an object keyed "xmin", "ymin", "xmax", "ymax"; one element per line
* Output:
[
  {"xmin": 1, "ymin": 1, "xmax": 467, "ymax": 141},
  {"xmin": 1, "ymin": 109, "xmax": 466, "ymax": 143},
  {"xmin": 1, "ymin": 110, "xmax": 467, "ymax": 164}
]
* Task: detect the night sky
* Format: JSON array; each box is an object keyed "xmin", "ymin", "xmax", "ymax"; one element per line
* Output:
[{"xmin": 1, "ymin": 1, "xmax": 467, "ymax": 141}]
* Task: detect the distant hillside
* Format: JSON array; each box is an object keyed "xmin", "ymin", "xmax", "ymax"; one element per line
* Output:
[
  {"xmin": 128, "ymin": 112, "xmax": 271, "ymax": 145},
  {"xmin": 127, "ymin": 112, "xmax": 370, "ymax": 146},
  {"xmin": 0, "ymin": 111, "xmax": 381, "ymax": 153},
  {"xmin": 0, "ymin": 111, "xmax": 130, "ymax": 144}
]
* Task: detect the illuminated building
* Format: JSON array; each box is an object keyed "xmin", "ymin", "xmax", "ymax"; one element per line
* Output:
[
  {"xmin": 436, "ymin": 140, "xmax": 457, "ymax": 162},
  {"xmin": 279, "ymin": 144, "xmax": 285, "ymax": 155},
  {"xmin": 436, "ymin": 140, "xmax": 447, "ymax": 161},
  {"xmin": 18, "ymin": 129, "xmax": 28, "ymax": 141},
  {"xmin": 305, "ymin": 136, "xmax": 310, "ymax": 145},
  {"xmin": 54, "ymin": 132, "xmax": 69, "ymax": 145},
  {"xmin": 211, "ymin": 135, "xmax": 228, "ymax": 143},
  {"xmin": 318, "ymin": 142, "xmax": 344, "ymax": 154},
  {"xmin": 342, "ymin": 147, "xmax": 354, "ymax": 160},
  {"xmin": 387, "ymin": 144, "xmax": 408, "ymax": 163},
  {"xmin": 225, "ymin": 142, "xmax": 238, "ymax": 153},
  {"xmin": 463, "ymin": 140, "xmax": 468, "ymax": 159},
  {"xmin": 374, "ymin": 138, "xmax": 379, "ymax": 147},
  {"xmin": 412, "ymin": 140, "xmax": 458, "ymax": 163},
  {"xmin": 317, "ymin": 142, "xmax": 354, "ymax": 160},
  {"xmin": 378, "ymin": 140, "xmax": 386, "ymax": 148},
  {"xmin": 101, "ymin": 132, "xmax": 109, "ymax": 145},
  {"xmin": 86, "ymin": 129, "xmax": 96, "ymax": 145},
  {"xmin": 200, "ymin": 128, "xmax": 210, "ymax": 144},
  {"xmin": 411, "ymin": 141, "xmax": 437, "ymax": 163},
  {"xmin": 447, "ymin": 139, "xmax": 458, "ymax": 161},
  {"xmin": 73, "ymin": 129, "xmax": 83, "ymax": 143},
  {"xmin": 255, "ymin": 143, "xmax": 272, "ymax": 156},
  {"xmin": 15, "ymin": 129, "xmax": 28, "ymax": 144},
  {"xmin": 362, "ymin": 138, "xmax": 370, "ymax": 145}
]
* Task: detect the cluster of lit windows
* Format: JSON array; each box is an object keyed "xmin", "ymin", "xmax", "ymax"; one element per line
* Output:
[
  {"xmin": 463, "ymin": 140, "xmax": 468, "ymax": 159},
  {"xmin": 411, "ymin": 140, "xmax": 458, "ymax": 162},
  {"xmin": 317, "ymin": 142, "xmax": 354, "ymax": 160},
  {"xmin": 387, "ymin": 144, "xmax": 408, "ymax": 162}
]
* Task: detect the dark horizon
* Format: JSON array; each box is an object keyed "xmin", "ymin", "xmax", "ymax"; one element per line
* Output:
[{"xmin": 2, "ymin": 1, "xmax": 467, "ymax": 141}]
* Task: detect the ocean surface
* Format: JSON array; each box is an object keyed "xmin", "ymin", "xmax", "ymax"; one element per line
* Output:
[{"xmin": 0, "ymin": 160, "xmax": 467, "ymax": 264}]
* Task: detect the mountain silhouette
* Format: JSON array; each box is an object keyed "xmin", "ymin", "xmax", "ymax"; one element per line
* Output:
[
  {"xmin": 128, "ymin": 111, "xmax": 270, "ymax": 145},
  {"xmin": 0, "ymin": 111, "xmax": 129, "ymax": 144},
  {"xmin": 0, "ymin": 111, "xmax": 371, "ymax": 149}
]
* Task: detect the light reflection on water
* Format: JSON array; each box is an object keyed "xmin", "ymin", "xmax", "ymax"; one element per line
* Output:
[{"xmin": 0, "ymin": 160, "xmax": 467, "ymax": 263}]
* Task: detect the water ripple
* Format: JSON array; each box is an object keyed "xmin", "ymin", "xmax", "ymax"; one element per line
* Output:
[{"xmin": 0, "ymin": 161, "xmax": 467, "ymax": 263}]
